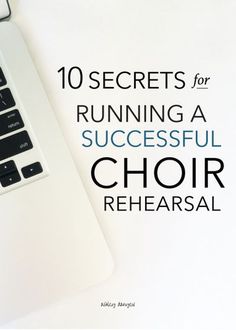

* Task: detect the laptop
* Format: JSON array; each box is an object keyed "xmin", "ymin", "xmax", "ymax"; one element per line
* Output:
[{"xmin": 0, "ymin": 17, "xmax": 113, "ymax": 326}]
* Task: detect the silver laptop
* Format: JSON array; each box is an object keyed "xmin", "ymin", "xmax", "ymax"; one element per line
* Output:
[{"xmin": 0, "ymin": 14, "xmax": 113, "ymax": 326}]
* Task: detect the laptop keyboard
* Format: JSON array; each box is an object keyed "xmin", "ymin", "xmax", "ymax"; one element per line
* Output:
[{"xmin": 0, "ymin": 66, "xmax": 44, "ymax": 190}]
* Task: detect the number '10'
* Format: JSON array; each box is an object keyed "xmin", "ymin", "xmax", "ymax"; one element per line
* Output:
[{"xmin": 57, "ymin": 66, "xmax": 83, "ymax": 89}]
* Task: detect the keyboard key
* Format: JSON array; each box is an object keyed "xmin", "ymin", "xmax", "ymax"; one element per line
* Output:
[
  {"xmin": 0, "ymin": 68, "xmax": 7, "ymax": 87},
  {"xmin": 0, "ymin": 131, "xmax": 33, "ymax": 161},
  {"xmin": 0, "ymin": 110, "xmax": 24, "ymax": 137},
  {"xmin": 0, "ymin": 170, "xmax": 21, "ymax": 187},
  {"xmin": 0, "ymin": 160, "xmax": 17, "ymax": 177},
  {"xmin": 0, "ymin": 88, "xmax": 16, "ymax": 112},
  {"xmin": 21, "ymin": 162, "xmax": 43, "ymax": 179}
]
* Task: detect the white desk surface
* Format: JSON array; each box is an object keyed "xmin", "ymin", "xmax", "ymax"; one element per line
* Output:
[{"xmin": 4, "ymin": 0, "xmax": 236, "ymax": 328}]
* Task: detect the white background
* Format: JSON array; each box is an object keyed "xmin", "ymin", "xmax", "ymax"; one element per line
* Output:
[{"xmin": 4, "ymin": 0, "xmax": 236, "ymax": 328}]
